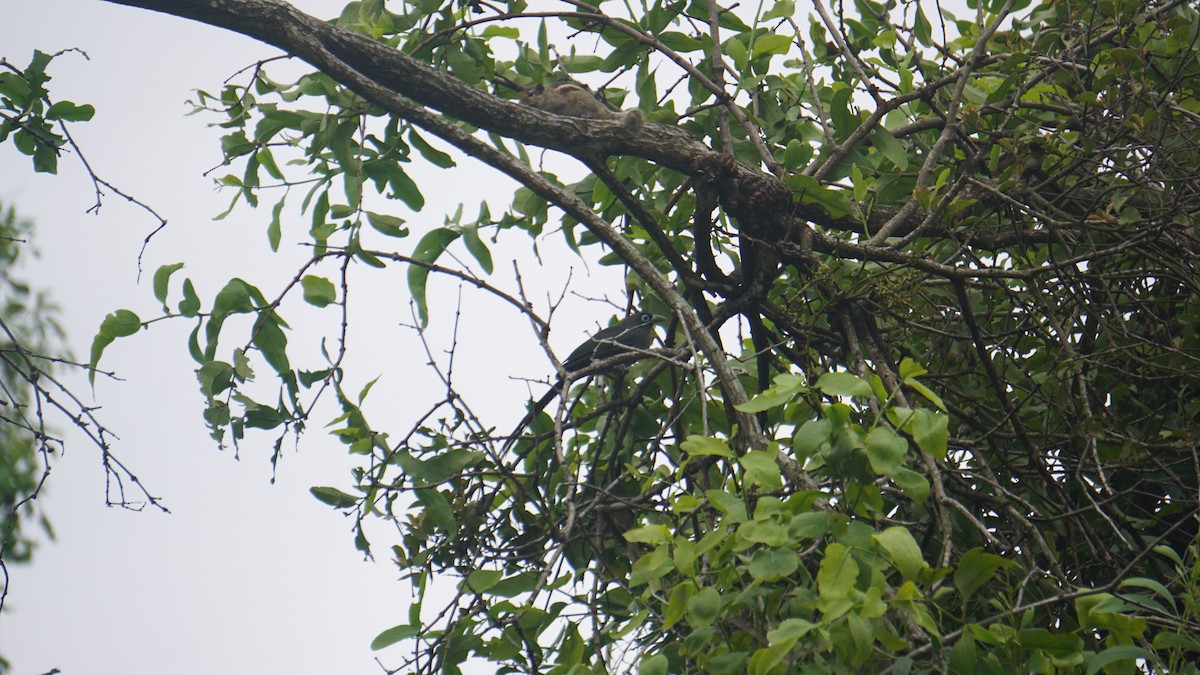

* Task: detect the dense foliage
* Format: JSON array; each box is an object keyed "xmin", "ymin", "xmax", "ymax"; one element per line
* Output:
[
  {"xmin": 10, "ymin": 0, "xmax": 1200, "ymax": 671},
  {"xmin": 0, "ymin": 205, "xmax": 62, "ymax": 568}
]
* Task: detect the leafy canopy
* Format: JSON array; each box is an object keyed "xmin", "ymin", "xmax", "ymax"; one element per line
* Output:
[{"xmin": 7, "ymin": 0, "xmax": 1200, "ymax": 672}]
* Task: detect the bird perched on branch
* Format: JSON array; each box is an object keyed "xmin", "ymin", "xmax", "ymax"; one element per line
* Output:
[
  {"xmin": 504, "ymin": 311, "xmax": 661, "ymax": 453},
  {"xmin": 560, "ymin": 311, "xmax": 660, "ymax": 373}
]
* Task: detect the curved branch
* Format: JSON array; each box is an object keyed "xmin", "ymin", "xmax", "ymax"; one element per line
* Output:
[{"xmin": 99, "ymin": 0, "xmax": 765, "ymax": 451}]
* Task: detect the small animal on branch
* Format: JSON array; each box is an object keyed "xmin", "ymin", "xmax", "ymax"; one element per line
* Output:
[{"xmin": 520, "ymin": 80, "xmax": 643, "ymax": 132}]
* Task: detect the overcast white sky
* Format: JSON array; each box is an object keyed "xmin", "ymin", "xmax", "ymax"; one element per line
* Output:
[{"xmin": 0, "ymin": 1, "xmax": 621, "ymax": 673}]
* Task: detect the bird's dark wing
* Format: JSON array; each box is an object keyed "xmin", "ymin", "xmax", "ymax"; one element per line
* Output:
[
  {"xmin": 562, "ymin": 313, "xmax": 656, "ymax": 373},
  {"xmin": 502, "ymin": 312, "xmax": 658, "ymax": 456}
]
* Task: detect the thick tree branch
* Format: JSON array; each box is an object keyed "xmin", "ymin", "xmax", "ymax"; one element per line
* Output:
[{"xmin": 100, "ymin": 0, "xmax": 768, "ymax": 450}]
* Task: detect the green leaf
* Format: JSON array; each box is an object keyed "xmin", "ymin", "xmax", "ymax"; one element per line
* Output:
[
  {"xmin": 353, "ymin": 524, "xmax": 370, "ymax": 557},
  {"xmin": 890, "ymin": 467, "xmax": 930, "ymax": 503},
  {"xmin": 865, "ymin": 426, "xmax": 908, "ymax": 475},
  {"xmin": 370, "ymin": 623, "xmax": 418, "ymax": 650},
  {"xmin": 232, "ymin": 348, "xmax": 254, "ymax": 381},
  {"xmin": 897, "ymin": 358, "xmax": 927, "ymax": 379},
  {"xmin": 196, "ymin": 360, "xmax": 236, "ymax": 398},
  {"xmin": 767, "ymin": 618, "xmax": 816, "ymax": 650},
  {"xmin": 913, "ymin": 5, "xmax": 933, "ymax": 45},
  {"xmin": 871, "ymin": 126, "xmax": 909, "ymax": 170},
  {"xmin": 466, "ymin": 569, "xmax": 503, "ymax": 592},
  {"xmin": 789, "ymin": 511, "xmax": 834, "ymax": 539},
  {"xmin": 1118, "ymin": 206, "xmax": 1140, "ymax": 226},
  {"xmin": 904, "ymin": 376, "xmax": 946, "ymax": 411},
  {"xmin": 705, "ymin": 489, "xmax": 748, "ymax": 522},
  {"xmin": 1078, "ymin": 593, "xmax": 1149, "ymax": 637},
  {"xmin": 89, "ymin": 309, "xmax": 142, "ymax": 384},
  {"xmin": 847, "ymin": 611, "xmax": 873, "ymax": 658},
  {"xmin": 0, "ymin": 71, "xmax": 32, "ymax": 102},
  {"xmin": 955, "ymin": 547, "xmax": 1016, "ymax": 603},
  {"xmin": 179, "ymin": 279, "xmax": 201, "ymax": 317},
  {"xmin": 461, "ymin": 222, "xmax": 493, "ymax": 274},
  {"xmin": 408, "ymin": 127, "xmax": 455, "ymax": 168},
  {"xmin": 252, "ymin": 312, "xmax": 291, "ymax": 375},
  {"xmin": 366, "ymin": 211, "xmax": 408, "ymax": 238},
  {"xmin": 753, "ymin": 644, "xmax": 793, "ymax": 673},
  {"xmin": 387, "ymin": 163, "xmax": 425, "ymax": 211},
  {"xmin": 46, "ymin": 100, "xmax": 95, "ymax": 122},
  {"xmin": 724, "ymin": 37, "xmax": 748, "ymax": 70},
  {"xmin": 895, "ymin": 581, "xmax": 940, "ymax": 636},
  {"xmin": 793, "ymin": 418, "xmax": 832, "ymax": 454},
  {"xmin": 740, "ymin": 450, "xmax": 782, "ymax": 489},
  {"xmin": 748, "ymin": 548, "xmax": 799, "ymax": 581},
  {"xmin": 1118, "ymin": 577, "xmax": 1177, "ymax": 612},
  {"xmin": 852, "ymin": 163, "xmax": 868, "ymax": 203},
  {"xmin": 1153, "ymin": 545, "xmax": 1183, "ymax": 566},
  {"xmin": 708, "ymin": 651, "xmax": 748, "ymax": 673},
  {"xmin": 353, "ymin": 247, "xmax": 386, "ymax": 268},
  {"xmin": 215, "ymin": 279, "xmax": 256, "ymax": 314},
  {"xmin": 663, "ymin": 582, "xmax": 695, "ymax": 629},
  {"xmin": 681, "ymin": 435, "xmax": 734, "ymax": 457},
  {"xmin": 787, "ymin": 173, "xmax": 853, "ymax": 218},
  {"xmin": 185, "ymin": 324, "xmax": 203, "ymax": 364},
  {"xmin": 268, "ymin": 198, "xmax": 284, "ymax": 252},
  {"xmin": 638, "ymin": 654, "xmax": 669, "ymax": 675},
  {"xmin": 910, "ymin": 409, "xmax": 949, "ymax": 460},
  {"xmin": 310, "ymin": 486, "xmax": 358, "ymax": 508},
  {"xmin": 874, "ymin": 526, "xmax": 926, "ymax": 580},
  {"xmin": 414, "ymin": 487, "xmax": 456, "ymax": 535},
  {"xmin": 153, "ymin": 260, "xmax": 186, "ymax": 307},
  {"xmin": 480, "ymin": 25, "xmax": 518, "ymax": 39},
  {"xmin": 1152, "ymin": 631, "xmax": 1200, "ymax": 651},
  {"xmin": 816, "ymin": 372, "xmax": 873, "ymax": 397},
  {"xmin": 735, "ymin": 390, "xmax": 791, "ymax": 412},
  {"xmin": 672, "ymin": 494, "xmax": 702, "ymax": 514},
  {"xmin": 686, "ymin": 587, "xmax": 721, "ymax": 627},
  {"xmin": 256, "ymin": 148, "xmax": 283, "ymax": 180},
  {"xmin": 206, "ymin": 280, "xmax": 257, "ymax": 356},
  {"xmin": 817, "ymin": 543, "xmax": 858, "ymax": 601},
  {"xmin": 407, "ymin": 448, "xmax": 484, "ymax": 485},
  {"xmin": 829, "ymin": 85, "xmax": 857, "ymax": 141},
  {"xmin": 631, "ymin": 545, "xmax": 672, "ymax": 587},
  {"xmin": 30, "ymin": 135, "xmax": 59, "ymax": 174},
  {"xmin": 1085, "ymin": 646, "xmax": 1153, "ymax": 675},
  {"xmin": 330, "ymin": 118, "xmax": 357, "ymax": 173},
  {"xmin": 860, "ymin": 586, "xmax": 887, "ymax": 619},
  {"xmin": 624, "ymin": 524, "xmax": 671, "ymax": 546},
  {"xmin": 488, "ymin": 572, "xmax": 538, "ymax": 597},
  {"xmin": 1017, "ymin": 628, "xmax": 1083, "ymax": 656},
  {"xmin": 300, "ymin": 275, "xmax": 337, "ymax": 307},
  {"xmin": 949, "ymin": 631, "xmax": 976, "ymax": 673},
  {"xmin": 739, "ymin": 520, "xmax": 788, "ymax": 547},
  {"xmin": 751, "ymin": 34, "xmax": 792, "ymax": 58},
  {"xmin": 673, "ymin": 536, "xmax": 696, "ymax": 577},
  {"xmin": 241, "ymin": 398, "xmax": 288, "ymax": 430},
  {"xmin": 735, "ymin": 373, "xmax": 806, "ymax": 412},
  {"xmin": 406, "ymin": 227, "xmax": 458, "ymax": 326},
  {"xmin": 658, "ymin": 32, "xmax": 703, "ymax": 52},
  {"xmin": 762, "ymin": 0, "xmax": 796, "ymax": 21}
]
